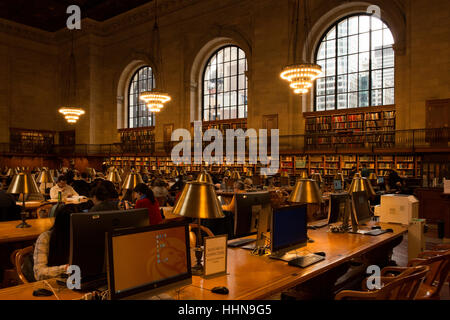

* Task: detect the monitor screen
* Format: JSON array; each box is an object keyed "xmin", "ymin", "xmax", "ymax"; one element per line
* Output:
[
  {"xmin": 106, "ymin": 221, "xmax": 191, "ymax": 300},
  {"xmin": 328, "ymin": 193, "xmax": 350, "ymax": 224},
  {"xmin": 333, "ymin": 180, "xmax": 343, "ymax": 191},
  {"xmin": 271, "ymin": 205, "xmax": 307, "ymax": 254},
  {"xmin": 234, "ymin": 192, "xmax": 271, "ymax": 238},
  {"xmin": 377, "ymin": 177, "xmax": 384, "ymax": 185},
  {"xmin": 351, "ymin": 191, "xmax": 372, "ymax": 224},
  {"xmin": 69, "ymin": 208, "xmax": 149, "ymax": 285}
]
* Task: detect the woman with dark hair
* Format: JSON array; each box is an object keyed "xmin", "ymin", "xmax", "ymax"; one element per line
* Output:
[
  {"xmin": 90, "ymin": 184, "xmax": 119, "ymax": 212},
  {"xmin": 133, "ymin": 183, "xmax": 162, "ymax": 225},
  {"xmin": 33, "ymin": 204, "xmax": 79, "ymax": 280}
]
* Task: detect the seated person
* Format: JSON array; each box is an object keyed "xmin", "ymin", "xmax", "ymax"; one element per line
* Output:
[
  {"xmin": 33, "ymin": 204, "xmax": 79, "ymax": 280},
  {"xmin": 133, "ymin": 183, "xmax": 163, "ymax": 225},
  {"xmin": 71, "ymin": 173, "xmax": 91, "ymax": 197},
  {"xmin": 50, "ymin": 175, "xmax": 79, "ymax": 200},
  {"xmin": 89, "ymin": 184, "xmax": 119, "ymax": 212},
  {"xmin": 152, "ymin": 179, "xmax": 169, "ymax": 206},
  {"xmin": 0, "ymin": 190, "xmax": 21, "ymax": 221},
  {"xmin": 222, "ymin": 181, "xmax": 246, "ymax": 213},
  {"xmin": 387, "ymin": 169, "xmax": 404, "ymax": 192},
  {"xmin": 243, "ymin": 178, "xmax": 253, "ymax": 190}
]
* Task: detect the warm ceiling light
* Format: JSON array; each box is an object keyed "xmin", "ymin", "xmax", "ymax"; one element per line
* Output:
[
  {"xmin": 58, "ymin": 107, "xmax": 85, "ymax": 124},
  {"xmin": 280, "ymin": 63, "xmax": 322, "ymax": 95},
  {"xmin": 139, "ymin": 91, "xmax": 171, "ymax": 113}
]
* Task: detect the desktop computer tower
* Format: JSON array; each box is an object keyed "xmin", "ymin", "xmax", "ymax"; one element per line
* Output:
[
  {"xmin": 408, "ymin": 219, "xmax": 426, "ymax": 260},
  {"xmin": 378, "ymin": 194, "xmax": 419, "ymax": 225}
]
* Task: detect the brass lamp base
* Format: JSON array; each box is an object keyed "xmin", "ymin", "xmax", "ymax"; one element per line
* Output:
[
  {"xmin": 192, "ymin": 247, "xmax": 204, "ymax": 276},
  {"xmin": 16, "ymin": 221, "xmax": 32, "ymax": 229}
]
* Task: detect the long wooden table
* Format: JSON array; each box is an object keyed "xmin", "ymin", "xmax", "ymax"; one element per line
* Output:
[
  {"xmin": 0, "ymin": 218, "xmax": 54, "ymax": 244},
  {"xmin": 0, "ymin": 222, "xmax": 406, "ymax": 300}
]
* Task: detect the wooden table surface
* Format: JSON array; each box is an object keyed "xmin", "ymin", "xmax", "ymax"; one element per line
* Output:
[
  {"xmin": 0, "ymin": 279, "xmax": 83, "ymax": 300},
  {"xmin": 0, "ymin": 222, "xmax": 406, "ymax": 300},
  {"xmin": 0, "ymin": 218, "xmax": 54, "ymax": 244},
  {"xmin": 169, "ymin": 222, "xmax": 407, "ymax": 300}
]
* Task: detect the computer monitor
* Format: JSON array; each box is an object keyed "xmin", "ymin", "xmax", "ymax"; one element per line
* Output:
[
  {"xmin": 377, "ymin": 177, "xmax": 384, "ymax": 185},
  {"xmin": 106, "ymin": 220, "xmax": 192, "ymax": 300},
  {"xmin": 234, "ymin": 192, "xmax": 271, "ymax": 238},
  {"xmin": 270, "ymin": 204, "xmax": 307, "ymax": 258},
  {"xmin": 69, "ymin": 208, "xmax": 149, "ymax": 289},
  {"xmin": 333, "ymin": 179, "xmax": 343, "ymax": 192},
  {"xmin": 351, "ymin": 191, "xmax": 373, "ymax": 225},
  {"xmin": 328, "ymin": 193, "xmax": 350, "ymax": 224}
]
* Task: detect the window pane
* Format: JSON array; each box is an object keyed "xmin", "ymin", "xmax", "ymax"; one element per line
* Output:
[
  {"xmin": 383, "ymin": 48, "xmax": 395, "ymax": 68},
  {"xmin": 337, "ymin": 94, "xmax": 347, "ymax": 109},
  {"xmin": 316, "ymin": 78, "xmax": 326, "ymax": 96},
  {"xmin": 230, "ymin": 60, "xmax": 238, "ymax": 76},
  {"xmin": 372, "ymin": 50, "xmax": 383, "ymax": 69},
  {"xmin": 372, "ymin": 89, "xmax": 383, "ymax": 106},
  {"xmin": 326, "ymin": 27, "xmax": 336, "ymax": 40},
  {"xmin": 231, "ymin": 47, "xmax": 238, "ymax": 60},
  {"xmin": 359, "ymin": 32, "xmax": 370, "ymax": 52},
  {"xmin": 359, "ymin": 72, "xmax": 369, "ymax": 91},
  {"xmin": 348, "ymin": 16, "xmax": 358, "ymax": 35},
  {"xmin": 230, "ymin": 76, "xmax": 237, "ymax": 91},
  {"xmin": 337, "ymin": 56, "xmax": 347, "ymax": 74},
  {"xmin": 326, "ymin": 40, "xmax": 336, "ymax": 58},
  {"xmin": 371, "ymin": 16, "xmax": 383, "ymax": 30},
  {"xmin": 317, "ymin": 96, "xmax": 326, "ymax": 111},
  {"xmin": 317, "ymin": 42, "xmax": 326, "ymax": 60},
  {"xmin": 384, "ymin": 88, "xmax": 395, "ymax": 105},
  {"xmin": 326, "ymin": 76, "xmax": 335, "ymax": 95},
  {"xmin": 372, "ymin": 70, "xmax": 383, "ymax": 89},
  {"xmin": 348, "ymin": 92, "xmax": 358, "ymax": 108},
  {"xmin": 359, "ymin": 52, "xmax": 370, "ymax": 71},
  {"xmin": 348, "ymin": 54, "xmax": 358, "ymax": 73},
  {"xmin": 372, "ymin": 30, "xmax": 383, "ymax": 50},
  {"xmin": 338, "ymin": 38, "xmax": 347, "ymax": 56},
  {"xmin": 337, "ymin": 75, "xmax": 347, "ymax": 93},
  {"xmin": 326, "ymin": 59, "xmax": 336, "ymax": 76},
  {"xmin": 326, "ymin": 95, "xmax": 335, "ymax": 110},
  {"xmin": 383, "ymin": 29, "xmax": 394, "ymax": 47},
  {"xmin": 359, "ymin": 91, "xmax": 369, "ymax": 107},
  {"xmin": 359, "ymin": 16, "xmax": 370, "ymax": 33},
  {"xmin": 348, "ymin": 73, "xmax": 358, "ymax": 91},
  {"xmin": 348, "ymin": 35, "xmax": 358, "ymax": 54},
  {"xmin": 338, "ymin": 20, "xmax": 348, "ymax": 37},
  {"xmin": 383, "ymin": 68, "xmax": 395, "ymax": 88}
]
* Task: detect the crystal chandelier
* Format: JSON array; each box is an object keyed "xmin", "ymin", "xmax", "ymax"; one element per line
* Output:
[
  {"xmin": 280, "ymin": 0, "xmax": 322, "ymax": 95},
  {"xmin": 59, "ymin": 33, "xmax": 84, "ymax": 124},
  {"xmin": 139, "ymin": 0, "xmax": 171, "ymax": 113}
]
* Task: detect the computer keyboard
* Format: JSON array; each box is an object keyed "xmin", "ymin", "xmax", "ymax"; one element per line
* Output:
[
  {"xmin": 288, "ymin": 254, "xmax": 325, "ymax": 268},
  {"xmin": 227, "ymin": 238, "xmax": 256, "ymax": 248},
  {"xmin": 307, "ymin": 219, "xmax": 328, "ymax": 229}
]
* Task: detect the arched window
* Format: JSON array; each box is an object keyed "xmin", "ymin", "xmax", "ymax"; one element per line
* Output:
[
  {"xmin": 315, "ymin": 14, "xmax": 395, "ymax": 111},
  {"xmin": 202, "ymin": 45, "xmax": 248, "ymax": 121},
  {"xmin": 128, "ymin": 66, "xmax": 156, "ymax": 128}
]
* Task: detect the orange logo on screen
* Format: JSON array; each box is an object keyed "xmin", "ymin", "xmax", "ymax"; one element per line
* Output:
[{"xmin": 146, "ymin": 234, "xmax": 187, "ymax": 279}]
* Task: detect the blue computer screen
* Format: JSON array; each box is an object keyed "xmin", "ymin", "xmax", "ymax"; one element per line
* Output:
[
  {"xmin": 334, "ymin": 180, "xmax": 342, "ymax": 191},
  {"xmin": 271, "ymin": 205, "xmax": 307, "ymax": 254}
]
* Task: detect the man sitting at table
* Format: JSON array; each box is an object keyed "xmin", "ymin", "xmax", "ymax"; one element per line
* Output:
[
  {"xmin": 89, "ymin": 184, "xmax": 119, "ymax": 212},
  {"xmin": 50, "ymin": 175, "xmax": 79, "ymax": 200}
]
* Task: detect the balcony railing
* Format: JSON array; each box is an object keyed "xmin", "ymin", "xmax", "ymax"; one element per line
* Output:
[{"xmin": 0, "ymin": 128, "xmax": 448, "ymax": 157}]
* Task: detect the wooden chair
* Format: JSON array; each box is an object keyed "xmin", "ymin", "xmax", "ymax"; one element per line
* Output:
[
  {"xmin": 189, "ymin": 223, "xmax": 214, "ymax": 248},
  {"xmin": 14, "ymin": 246, "xmax": 35, "ymax": 284},
  {"xmin": 406, "ymin": 249, "xmax": 450, "ymax": 299},
  {"xmin": 36, "ymin": 204, "xmax": 53, "ymax": 218},
  {"xmin": 335, "ymin": 265, "xmax": 429, "ymax": 300},
  {"xmin": 433, "ymin": 244, "xmax": 450, "ymax": 293}
]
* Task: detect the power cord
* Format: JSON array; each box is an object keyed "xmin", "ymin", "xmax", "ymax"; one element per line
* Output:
[{"xmin": 43, "ymin": 280, "xmax": 61, "ymax": 300}]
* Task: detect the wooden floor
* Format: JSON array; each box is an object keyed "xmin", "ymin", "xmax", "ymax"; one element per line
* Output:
[{"xmin": 392, "ymin": 223, "xmax": 449, "ymax": 300}]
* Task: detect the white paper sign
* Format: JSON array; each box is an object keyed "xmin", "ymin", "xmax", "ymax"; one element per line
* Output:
[{"xmin": 203, "ymin": 235, "xmax": 228, "ymax": 277}]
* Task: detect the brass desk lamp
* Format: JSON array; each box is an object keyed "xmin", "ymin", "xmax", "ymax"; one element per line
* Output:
[{"xmin": 7, "ymin": 173, "xmax": 40, "ymax": 228}]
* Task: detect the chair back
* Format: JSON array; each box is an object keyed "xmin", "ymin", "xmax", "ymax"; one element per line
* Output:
[
  {"xmin": 189, "ymin": 223, "xmax": 214, "ymax": 247},
  {"xmin": 408, "ymin": 250, "xmax": 450, "ymax": 298},
  {"xmin": 336, "ymin": 265, "xmax": 429, "ymax": 300},
  {"xmin": 14, "ymin": 246, "xmax": 36, "ymax": 284}
]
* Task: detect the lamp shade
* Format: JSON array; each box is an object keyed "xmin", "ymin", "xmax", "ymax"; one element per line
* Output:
[
  {"xmin": 288, "ymin": 179, "xmax": 323, "ymax": 204},
  {"xmin": 299, "ymin": 171, "xmax": 309, "ymax": 179},
  {"xmin": 246, "ymin": 170, "xmax": 253, "ymax": 177},
  {"xmin": 281, "ymin": 171, "xmax": 289, "ymax": 178},
  {"xmin": 196, "ymin": 171, "xmax": 213, "ymax": 184},
  {"xmin": 5, "ymin": 168, "xmax": 18, "ymax": 177},
  {"xmin": 171, "ymin": 169, "xmax": 180, "ymax": 178},
  {"xmin": 311, "ymin": 173, "xmax": 323, "ymax": 184},
  {"xmin": 7, "ymin": 173, "xmax": 40, "ymax": 195},
  {"xmin": 224, "ymin": 170, "xmax": 231, "ymax": 177},
  {"xmin": 107, "ymin": 169, "xmax": 122, "ymax": 184},
  {"xmin": 231, "ymin": 171, "xmax": 241, "ymax": 180},
  {"xmin": 334, "ymin": 172, "xmax": 345, "ymax": 183},
  {"xmin": 122, "ymin": 171, "xmax": 144, "ymax": 190},
  {"xmin": 348, "ymin": 173, "xmax": 376, "ymax": 197},
  {"xmin": 172, "ymin": 182, "xmax": 224, "ymax": 219},
  {"xmin": 37, "ymin": 170, "xmax": 55, "ymax": 184}
]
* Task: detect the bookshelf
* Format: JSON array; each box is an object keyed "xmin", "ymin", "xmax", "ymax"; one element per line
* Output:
[
  {"xmin": 119, "ymin": 127, "xmax": 155, "ymax": 153},
  {"xmin": 9, "ymin": 128, "xmax": 55, "ymax": 154},
  {"xmin": 304, "ymin": 106, "xmax": 396, "ymax": 149}
]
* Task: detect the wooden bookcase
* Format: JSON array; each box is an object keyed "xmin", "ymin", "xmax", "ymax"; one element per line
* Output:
[
  {"xmin": 304, "ymin": 105, "xmax": 396, "ymax": 149},
  {"xmin": 9, "ymin": 128, "xmax": 55, "ymax": 154},
  {"xmin": 119, "ymin": 127, "xmax": 155, "ymax": 153}
]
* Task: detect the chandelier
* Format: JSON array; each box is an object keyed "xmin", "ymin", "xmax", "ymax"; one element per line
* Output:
[
  {"xmin": 280, "ymin": 0, "xmax": 322, "ymax": 95},
  {"xmin": 139, "ymin": 0, "xmax": 171, "ymax": 113},
  {"xmin": 58, "ymin": 107, "xmax": 85, "ymax": 123},
  {"xmin": 139, "ymin": 91, "xmax": 171, "ymax": 112},
  {"xmin": 59, "ymin": 33, "xmax": 84, "ymax": 124}
]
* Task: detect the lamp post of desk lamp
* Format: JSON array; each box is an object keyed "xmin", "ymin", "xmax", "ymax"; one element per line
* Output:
[
  {"xmin": 172, "ymin": 181, "xmax": 225, "ymax": 276},
  {"xmin": 7, "ymin": 173, "xmax": 40, "ymax": 228}
]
